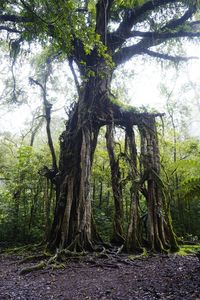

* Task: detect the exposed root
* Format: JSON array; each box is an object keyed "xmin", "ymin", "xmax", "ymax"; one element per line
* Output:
[
  {"xmin": 19, "ymin": 254, "xmax": 49, "ymax": 264},
  {"xmin": 128, "ymin": 248, "xmax": 149, "ymax": 261},
  {"xmin": 18, "ymin": 245, "xmax": 172, "ymax": 275},
  {"xmin": 20, "ymin": 261, "xmax": 46, "ymax": 275},
  {"xmin": 19, "ymin": 248, "xmax": 87, "ymax": 275},
  {"xmin": 4, "ymin": 243, "xmax": 46, "ymax": 255}
]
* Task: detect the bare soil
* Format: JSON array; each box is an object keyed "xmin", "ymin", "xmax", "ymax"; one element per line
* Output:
[{"xmin": 0, "ymin": 253, "xmax": 199, "ymax": 300}]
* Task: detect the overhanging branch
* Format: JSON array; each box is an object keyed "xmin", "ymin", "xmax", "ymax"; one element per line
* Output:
[
  {"xmin": 0, "ymin": 14, "xmax": 33, "ymax": 23},
  {"xmin": 162, "ymin": 5, "xmax": 196, "ymax": 30},
  {"xmin": 108, "ymin": 1, "xmax": 198, "ymax": 56},
  {"xmin": 128, "ymin": 30, "xmax": 200, "ymax": 39},
  {"xmin": 108, "ymin": 0, "xmax": 179, "ymax": 50},
  {"xmin": 144, "ymin": 49, "xmax": 198, "ymax": 62},
  {"xmin": 113, "ymin": 4, "xmax": 200, "ymax": 66},
  {"xmin": 0, "ymin": 25, "xmax": 22, "ymax": 33}
]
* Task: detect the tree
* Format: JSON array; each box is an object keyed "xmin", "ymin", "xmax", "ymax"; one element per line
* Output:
[{"xmin": 1, "ymin": 0, "xmax": 200, "ymax": 252}]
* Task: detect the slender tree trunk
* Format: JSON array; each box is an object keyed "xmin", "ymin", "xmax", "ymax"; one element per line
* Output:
[
  {"xmin": 126, "ymin": 126, "xmax": 142, "ymax": 252},
  {"xmin": 106, "ymin": 125, "xmax": 124, "ymax": 245},
  {"xmin": 44, "ymin": 179, "xmax": 53, "ymax": 241},
  {"xmin": 98, "ymin": 181, "xmax": 103, "ymax": 209}
]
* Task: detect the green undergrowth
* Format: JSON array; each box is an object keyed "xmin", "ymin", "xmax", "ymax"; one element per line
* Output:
[{"xmin": 177, "ymin": 244, "xmax": 200, "ymax": 256}]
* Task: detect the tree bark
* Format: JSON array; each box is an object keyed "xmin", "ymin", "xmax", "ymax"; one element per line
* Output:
[
  {"xmin": 138, "ymin": 118, "xmax": 178, "ymax": 252},
  {"xmin": 48, "ymin": 76, "xmax": 105, "ymax": 251},
  {"xmin": 126, "ymin": 126, "xmax": 142, "ymax": 252},
  {"xmin": 106, "ymin": 125, "xmax": 124, "ymax": 245},
  {"xmin": 47, "ymin": 73, "xmax": 178, "ymax": 253}
]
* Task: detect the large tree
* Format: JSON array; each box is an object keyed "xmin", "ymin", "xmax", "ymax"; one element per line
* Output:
[{"xmin": 1, "ymin": 0, "xmax": 200, "ymax": 252}]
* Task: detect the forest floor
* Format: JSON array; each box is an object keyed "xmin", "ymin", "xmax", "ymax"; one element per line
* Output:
[{"xmin": 0, "ymin": 249, "xmax": 200, "ymax": 300}]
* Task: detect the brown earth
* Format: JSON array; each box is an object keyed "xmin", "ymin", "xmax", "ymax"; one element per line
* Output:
[{"xmin": 0, "ymin": 253, "xmax": 199, "ymax": 300}]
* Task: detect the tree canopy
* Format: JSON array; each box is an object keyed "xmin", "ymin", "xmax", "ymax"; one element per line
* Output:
[{"xmin": 1, "ymin": 0, "xmax": 200, "ymax": 73}]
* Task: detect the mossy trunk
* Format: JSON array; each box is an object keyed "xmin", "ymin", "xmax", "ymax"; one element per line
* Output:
[
  {"xmin": 48, "ymin": 77, "xmax": 103, "ymax": 251},
  {"xmin": 47, "ymin": 72, "xmax": 178, "ymax": 253},
  {"xmin": 139, "ymin": 118, "xmax": 177, "ymax": 252}
]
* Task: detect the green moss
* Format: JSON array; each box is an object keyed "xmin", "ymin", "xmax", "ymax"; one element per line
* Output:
[
  {"xmin": 128, "ymin": 248, "xmax": 148, "ymax": 260},
  {"xmin": 19, "ymin": 261, "xmax": 46, "ymax": 275},
  {"xmin": 109, "ymin": 96, "xmax": 139, "ymax": 112},
  {"xmin": 177, "ymin": 244, "xmax": 200, "ymax": 256},
  {"xmin": 50, "ymin": 263, "xmax": 66, "ymax": 270}
]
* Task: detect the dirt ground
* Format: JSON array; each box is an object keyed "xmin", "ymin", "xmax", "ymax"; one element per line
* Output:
[{"xmin": 0, "ymin": 252, "xmax": 199, "ymax": 300}]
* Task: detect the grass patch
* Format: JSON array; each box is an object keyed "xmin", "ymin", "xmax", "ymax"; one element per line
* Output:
[{"xmin": 178, "ymin": 244, "xmax": 200, "ymax": 256}]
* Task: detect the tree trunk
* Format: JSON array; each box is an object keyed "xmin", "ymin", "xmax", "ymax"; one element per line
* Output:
[
  {"xmin": 47, "ymin": 71, "xmax": 178, "ymax": 253},
  {"xmin": 48, "ymin": 126, "xmax": 95, "ymax": 250},
  {"xmin": 98, "ymin": 181, "xmax": 103, "ymax": 209},
  {"xmin": 44, "ymin": 179, "xmax": 53, "ymax": 241},
  {"xmin": 106, "ymin": 125, "xmax": 124, "ymax": 245},
  {"xmin": 126, "ymin": 126, "xmax": 142, "ymax": 252},
  {"xmin": 139, "ymin": 119, "xmax": 178, "ymax": 252},
  {"xmin": 47, "ymin": 76, "xmax": 104, "ymax": 251}
]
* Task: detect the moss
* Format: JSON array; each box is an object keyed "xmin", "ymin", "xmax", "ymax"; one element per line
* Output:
[
  {"xmin": 19, "ymin": 261, "xmax": 46, "ymax": 275},
  {"xmin": 177, "ymin": 244, "xmax": 200, "ymax": 256},
  {"xmin": 109, "ymin": 96, "xmax": 139, "ymax": 113},
  {"xmin": 128, "ymin": 248, "xmax": 148, "ymax": 260},
  {"xmin": 50, "ymin": 263, "xmax": 66, "ymax": 270},
  {"xmin": 4, "ymin": 243, "xmax": 45, "ymax": 256}
]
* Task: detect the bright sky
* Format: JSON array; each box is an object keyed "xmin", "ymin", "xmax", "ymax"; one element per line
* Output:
[{"xmin": 0, "ymin": 43, "xmax": 200, "ymax": 137}]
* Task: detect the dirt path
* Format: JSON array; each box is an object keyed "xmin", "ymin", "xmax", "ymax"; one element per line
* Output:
[{"xmin": 0, "ymin": 253, "xmax": 199, "ymax": 300}]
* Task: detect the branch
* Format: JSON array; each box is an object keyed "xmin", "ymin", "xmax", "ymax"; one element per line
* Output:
[
  {"xmin": 68, "ymin": 59, "xmax": 81, "ymax": 97},
  {"xmin": 19, "ymin": 0, "xmax": 49, "ymax": 25},
  {"xmin": 108, "ymin": 0, "xmax": 177, "ymax": 49},
  {"xmin": 0, "ymin": 25, "xmax": 22, "ymax": 33},
  {"xmin": 0, "ymin": 14, "xmax": 33, "ymax": 23},
  {"xmin": 95, "ymin": 0, "xmax": 114, "ymax": 44},
  {"xmin": 29, "ymin": 77, "xmax": 58, "ymax": 173},
  {"xmin": 113, "ymin": 5, "xmax": 199, "ymax": 65},
  {"xmin": 144, "ymin": 49, "xmax": 198, "ymax": 62},
  {"xmin": 128, "ymin": 30, "xmax": 200, "ymax": 39},
  {"xmin": 162, "ymin": 4, "xmax": 196, "ymax": 30},
  {"xmin": 113, "ymin": 42, "xmax": 199, "ymax": 65},
  {"xmin": 29, "ymin": 77, "xmax": 45, "ymax": 93}
]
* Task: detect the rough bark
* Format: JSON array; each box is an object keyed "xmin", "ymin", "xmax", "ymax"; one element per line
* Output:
[
  {"xmin": 106, "ymin": 125, "xmax": 124, "ymax": 245},
  {"xmin": 138, "ymin": 118, "xmax": 178, "ymax": 252},
  {"xmin": 48, "ymin": 76, "xmax": 106, "ymax": 251},
  {"xmin": 126, "ymin": 126, "xmax": 142, "ymax": 252},
  {"xmin": 47, "ymin": 74, "xmax": 178, "ymax": 253}
]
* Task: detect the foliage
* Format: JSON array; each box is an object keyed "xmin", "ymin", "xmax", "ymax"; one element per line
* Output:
[
  {"xmin": 159, "ymin": 85, "xmax": 200, "ymax": 240},
  {"xmin": 178, "ymin": 244, "xmax": 200, "ymax": 256},
  {"xmin": 0, "ymin": 138, "xmax": 55, "ymax": 243}
]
